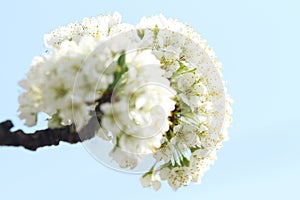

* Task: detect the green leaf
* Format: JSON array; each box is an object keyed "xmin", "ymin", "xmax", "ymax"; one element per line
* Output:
[
  {"xmin": 153, "ymin": 24, "xmax": 159, "ymax": 39},
  {"xmin": 117, "ymin": 52, "xmax": 126, "ymax": 68},
  {"xmin": 107, "ymin": 52, "xmax": 128, "ymax": 92},
  {"xmin": 137, "ymin": 29, "xmax": 145, "ymax": 40},
  {"xmin": 182, "ymin": 156, "xmax": 190, "ymax": 167}
]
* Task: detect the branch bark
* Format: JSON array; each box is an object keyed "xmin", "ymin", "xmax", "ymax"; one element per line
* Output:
[
  {"xmin": 0, "ymin": 116, "xmax": 97, "ymax": 151},
  {"xmin": 0, "ymin": 91, "xmax": 112, "ymax": 151}
]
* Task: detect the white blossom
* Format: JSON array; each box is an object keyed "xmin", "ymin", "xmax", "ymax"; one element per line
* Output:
[
  {"xmin": 140, "ymin": 173, "xmax": 161, "ymax": 191},
  {"xmin": 153, "ymin": 142, "xmax": 173, "ymax": 163},
  {"xmin": 167, "ymin": 167, "xmax": 192, "ymax": 191},
  {"xmin": 171, "ymin": 124, "xmax": 201, "ymax": 152},
  {"xmin": 44, "ymin": 12, "xmax": 122, "ymax": 48},
  {"xmin": 109, "ymin": 147, "xmax": 139, "ymax": 169}
]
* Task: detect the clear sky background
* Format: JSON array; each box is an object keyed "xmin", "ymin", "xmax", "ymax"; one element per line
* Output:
[{"xmin": 0, "ymin": 0, "xmax": 299, "ymax": 199}]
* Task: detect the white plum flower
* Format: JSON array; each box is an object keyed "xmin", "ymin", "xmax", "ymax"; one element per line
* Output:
[
  {"xmin": 159, "ymin": 167, "xmax": 171, "ymax": 180},
  {"xmin": 140, "ymin": 173, "xmax": 161, "ymax": 191},
  {"xmin": 100, "ymin": 51, "xmax": 176, "ymax": 166},
  {"xmin": 171, "ymin": 124, "xmax": 201, "ymax": 152},
  {"xmin": 167, "ymin": 167, "xmax": 192, "ymax": 191},
  {"xmin": 44, "ymin": 12, "xmax": 122, "ymax": 48},
  {"xmin": 153, "ymin": 141, "xmax": 173, "ymax": 163},
  {"xmin": 189, "ymin": 149, "xmax": 216, "ymax": 183},
  {"xmin": 109, "ymin": 147, "xmax": 140, "ymax": 169}
]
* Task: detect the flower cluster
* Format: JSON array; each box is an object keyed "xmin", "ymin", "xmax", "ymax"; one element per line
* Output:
[
  {"xmin": 18, "ymin": 12, "xmax": 232, "ymax": 191},
  {"xmin": 101, "ymin": 51, "xmax": 176, "ymax": 169}
]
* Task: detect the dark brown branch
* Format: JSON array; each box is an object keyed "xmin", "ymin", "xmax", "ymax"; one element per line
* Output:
[
  {"xmin": 0, "ymin": 116, "xmax": 98, "ymax": 151},
  {"xmin": 0, "ymin": 90, "xmax": 112, "ymax": 151}
]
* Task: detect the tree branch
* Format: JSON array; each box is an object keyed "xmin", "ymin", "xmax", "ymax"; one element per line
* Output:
[
  {"xmin": 0, "ymin": 91, "xmax": 112, "ymax": 151},
  {"xmin": 0, "ymin": 116, "xmax": 97, "ymax": 151}
]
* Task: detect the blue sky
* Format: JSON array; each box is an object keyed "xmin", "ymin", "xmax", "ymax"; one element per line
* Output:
[{"xmin": 0, "ymin": 0, "xmax": 299, "ymax": 199}]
